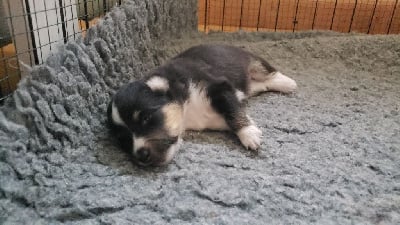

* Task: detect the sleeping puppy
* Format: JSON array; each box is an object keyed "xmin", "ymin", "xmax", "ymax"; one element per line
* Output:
[{"xmin": 107, "ymin": 44, "xmax": 297, "ymax": 166}]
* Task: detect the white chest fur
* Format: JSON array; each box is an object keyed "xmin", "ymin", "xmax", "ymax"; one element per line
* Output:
[{"xmin": 183, "ymin": 84, "xmax": 229, "ymax": 131}]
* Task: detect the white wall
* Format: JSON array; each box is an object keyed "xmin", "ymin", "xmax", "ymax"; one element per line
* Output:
[{"xmin": 27, "ymin": 0, "xmax": 78, "ymax": 64}]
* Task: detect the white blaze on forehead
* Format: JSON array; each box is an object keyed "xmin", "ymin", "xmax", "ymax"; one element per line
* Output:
[
  {"xmin": 133, "ymin": 136, "xmax": 146, "ymax": 153},
  {"xmin": 112, "ymin": 102, "xmax": 125, "ymax": 126},
  {"xmin": 146, "ymin": 76, "xmax": 169, "ymax": 92}
]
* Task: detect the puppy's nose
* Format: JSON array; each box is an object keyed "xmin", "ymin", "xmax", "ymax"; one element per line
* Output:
[{"xmin": 136, "ymin": 148, "xmax": 151, "ymax": 163}]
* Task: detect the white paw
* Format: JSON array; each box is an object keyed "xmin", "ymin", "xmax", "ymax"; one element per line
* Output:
[{"xmin": 236, "ymin": 125, "xmax": 262, "ymax": 150}]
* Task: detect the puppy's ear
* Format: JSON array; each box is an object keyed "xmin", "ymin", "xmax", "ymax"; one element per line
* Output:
[
  {"xmin": 145, "ymin": 75, "xmax": 188, "ymax": 103},
  {"xmin": 145, "ymin": 76, "xmax": 169, "ymax": 93}
]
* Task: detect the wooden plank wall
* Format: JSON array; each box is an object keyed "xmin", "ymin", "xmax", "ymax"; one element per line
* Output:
[{"xmin": 198, "ymin": 0, "xmax": 400, "ymax": 34}]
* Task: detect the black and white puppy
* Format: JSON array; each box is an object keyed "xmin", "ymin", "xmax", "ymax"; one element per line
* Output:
[{"xmin": 107, "ymin": 44, "xmax": 297, "ymax": 166}]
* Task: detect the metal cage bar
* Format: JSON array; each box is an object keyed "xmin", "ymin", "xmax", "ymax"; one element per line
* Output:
[{"xmin": 0, "ymin": 0, "xmax": 126, "ymax": 101}]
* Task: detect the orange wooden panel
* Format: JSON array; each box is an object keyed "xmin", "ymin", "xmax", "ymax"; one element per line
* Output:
[
  {"xmin": 0, "ymin": 44, "xmax": 20, "ymax": 96},
  {"xmin": 258, "ymin": 0, "xmax": 280, "ymax": 30},
  {"xmin": 198, "ymin": 0, "xmax": 206, "ymax": 28},
  {"xmin": 295, "ymin": 0, "xmax": 318, "ymax": 31},
  {"xmin": 276, "ymin": 0, "xmax": 297, "ymax": 30},
  {"xmin": 388, "ymin": 1, "xmax": 400, "ymax": 34},
  {"xmin": 350, "ymin": 0, "xmax": 376, "ymax": 33},
  {"xmin": 369, "ymin": 0, "xmax": 398, "ymax": 34},
  {"xmin": 198, "ymin": 0, "xmax": 400, "ymax": 34},
  {"xmin": 240, "ymin": 0, "xmax": 262, "ymax": 28},
  {"xmin": 222, "ymin": 0, "xmax": 243, "ymax": 31},
  {"xmin": 331, "ymin": 0, "xmax": 357, "ymax": 32},
  {"xmin": 313, "ymin": 0, "xmax": 336, "ymax": 30},
  {"xmin": 207, "ymin": 0, "xmax": 225, "ymax": 31}
]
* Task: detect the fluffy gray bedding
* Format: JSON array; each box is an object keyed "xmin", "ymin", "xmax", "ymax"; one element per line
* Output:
[{"xmin": 1, "ymin": 0, "xmax": 399, "ymax": 224}]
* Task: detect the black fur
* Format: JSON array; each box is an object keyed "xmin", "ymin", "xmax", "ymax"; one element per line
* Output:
[
  {"xmin": 112, "ymin": 82, "xmax": 166, "ymax": 136},
  {"xmin": 107, "ymin": 102, "xmax": 132, "ymax": 152},
  {"xmin": 207, "ymin": 79, "xmax": 244, "ymax": 131},
  {"xmin": 147, "ymin": 44, "xmax": 276, "ymax": 94}
]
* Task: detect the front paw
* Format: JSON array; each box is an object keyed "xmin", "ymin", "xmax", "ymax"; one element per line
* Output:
[{"xmin": 236, "ymin": 125, "xmax": 262, "ymax": 150}]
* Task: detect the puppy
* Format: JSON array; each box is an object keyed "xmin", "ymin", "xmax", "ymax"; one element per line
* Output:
[{"xmin": 107, "ymin": 44, "xmax": 297, "ymax": 166}]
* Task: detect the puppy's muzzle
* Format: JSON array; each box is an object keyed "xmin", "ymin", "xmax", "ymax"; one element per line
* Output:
[
  {"xmin": 133, "ymin": 136, "xmax": 181, "ymax": 166},
  {"xmin": 136, "ymin": 147, "xmax": 151, "ymax": 164}
]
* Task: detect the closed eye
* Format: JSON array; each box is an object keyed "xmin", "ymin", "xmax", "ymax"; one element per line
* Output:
[
  {"xmin": 148, "ymin": 137, "xmax": 178, "ymax": 146},
  {"xmin": 140, "ymin": 112, "xmax": 153, "ymax": 125},
  {"xmin": 142, "ymin": 115, "xmax": 151, "ymax": 124}
]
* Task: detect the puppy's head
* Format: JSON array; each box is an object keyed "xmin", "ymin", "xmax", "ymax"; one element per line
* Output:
[{"xmin": 107, "ymin": 80, "xmax": 184, "ymax": 166}]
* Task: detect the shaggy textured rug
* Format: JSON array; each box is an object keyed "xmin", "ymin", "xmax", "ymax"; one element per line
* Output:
[{"xmin": 1, "ymin": 0, "xmax": 399, "ymax": 224}]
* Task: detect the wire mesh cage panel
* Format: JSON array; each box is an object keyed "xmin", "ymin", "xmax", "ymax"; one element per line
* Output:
[
  {"xmin": 198, "ymin": 0, "xmax": 400, "ymax": 33},
  {"xmin": 0, "ymin": 0, "xmax": 124, "ymax": 101}
]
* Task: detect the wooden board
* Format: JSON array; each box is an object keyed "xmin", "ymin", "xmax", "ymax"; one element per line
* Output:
[{"xmin": 199, "ymin": 0, "xmax": 400, "ymax": 34}]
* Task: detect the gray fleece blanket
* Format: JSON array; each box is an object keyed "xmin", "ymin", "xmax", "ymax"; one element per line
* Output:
[{"xmin": 1, "ymin": 0, "xmax": 399, "ymax": 224}]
